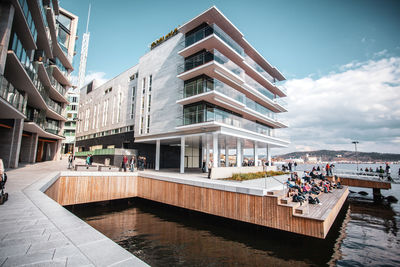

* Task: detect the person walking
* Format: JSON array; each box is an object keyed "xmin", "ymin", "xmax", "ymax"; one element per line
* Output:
[
  {"xmin": 129, "ymin": 156, "xmax": 136, "ymax": 172},
  {"xmin": 207, "ymin": 160, "xmax": 212, "ymax": 179},
  {"xmin": 122, "ymin": 155, "xmax": 128, "ymax": 172},
  {"xmin": 326, "ymin": 163, "xmax": 330, "ymax": 176},
  {"xmin": 68, "ymin": 154, "xmax": 73, "ymax": 169},
  {"xmin": 86, "ymin": 154, "xmax": 90, "ymax": 169},
  {"xmin": 89, "ymin": 154, "xmax": 93, "ymax": 166}
]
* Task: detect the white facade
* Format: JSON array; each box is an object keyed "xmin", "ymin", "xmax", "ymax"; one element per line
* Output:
[{"xmin": 76, "ymin": 6, "xmax": 290, "ymax": 172}]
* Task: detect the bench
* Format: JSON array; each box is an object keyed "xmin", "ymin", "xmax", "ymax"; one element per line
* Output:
[
  {"xmin": 98, "ymin": 165, "xmax": 123, "ymax": 172},
  {"xmin": 74, "ymin": 164, "xmax": 99, "ymax": 171}
]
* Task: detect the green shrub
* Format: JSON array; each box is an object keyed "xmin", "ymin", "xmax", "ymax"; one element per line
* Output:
[{"xmin": 229, "ymin": 171, "xmax": 288, "ymax": 181}]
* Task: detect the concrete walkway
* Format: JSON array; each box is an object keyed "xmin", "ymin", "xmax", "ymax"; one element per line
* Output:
[{"xmin": 0, "ymin": 158, "xmax": 148, "ymax": 267}]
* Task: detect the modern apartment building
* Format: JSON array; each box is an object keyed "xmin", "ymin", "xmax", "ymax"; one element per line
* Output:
[
  {"xmin": 0, "ymin": 0, "xmax": 78, "ymax": 168},
  {"xmin": 76, "ymin": 6, "xmax": 289, "ymax": 172},
  {"xmin": 62, "ymin": 88, "xmax": 79, "ymax": 154}
]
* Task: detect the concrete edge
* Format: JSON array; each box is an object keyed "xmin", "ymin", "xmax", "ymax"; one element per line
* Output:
[{"xmin": 22, "ymin": 172, "xmax": 149, "ymax": 267}]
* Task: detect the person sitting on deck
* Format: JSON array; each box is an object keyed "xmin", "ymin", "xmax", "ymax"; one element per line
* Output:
[
  {"xmin": 308, "ymin": 195, "xmax": 322, "ymax": 205},
  {"xmin": 303, "ymin": 171, "xmax": 311, "ymax": 183},
  {"xmin": 317, "ymin": 166, "xmax": 321, "ymax": 171}
]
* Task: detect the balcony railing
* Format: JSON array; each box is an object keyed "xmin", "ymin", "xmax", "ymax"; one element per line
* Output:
[
  {"xmin": 45, "ymin": 120, "xmax": 61, "ymax": 135},
  {"xmin": 181, "ymin": 23, "xmax": 244, "ymax": 56},
  {"xmin": 244, "ymin": 74, "xmax": 275, "ymax": 100},
  {"xmin": 245, "ymin": 98, "xmax": 276, "ymax": 120},
  {"xmin": 49, "ymin": 75, "xmax": 66, "ymax": 96},
  {"xmin": 0, "ymin": 74, "xmax": 27, "ymax": 115},
  {"xmin": 182, "ymin": 77, "xmax": 246, "ymax": 104},
  {"xmin": 180, "ymin": 108, "xmax": 274, "ymax": 137},
  {"xmin": 274, "ymin": 97, "xmax": 288, "ymax": 108},
  {"xmin": 10, "ymin": 33, "xmax": 37, "ymax": 81},
  {"xmin": 46, "ymin": 98, "xmax": 63, "ymax": 114},
  {"xmin": 50, "ymin": 57, "xmax": 69, "ymax": 76},
  {"xmin": 178, "ymin": 49, "xmax": 244, "ymax": 79},
  {"xmin": 25, "ymin": 108, "xmax": 46, "ymax": 129},
  {"xmin": 17, "ymin": 0, "xmax": 38, "ymax": 42},
  {"xmin": 244, "ymin": 54, "xmax": 276, "ymax": 85}
]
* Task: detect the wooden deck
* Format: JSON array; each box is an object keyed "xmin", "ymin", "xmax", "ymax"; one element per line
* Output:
[
  {"xmin": 332, "ymin": 176, "xmax": 391, "ymax": 189},
  {"xmin": 44, "ymin": 172, "xmax": 349, "ymax": 239}
]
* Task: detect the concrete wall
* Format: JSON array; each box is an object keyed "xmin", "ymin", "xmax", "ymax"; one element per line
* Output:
[
  {"xmin": 210, "ymin": 166, "xmax": 265, "ymax": 179},
  {"xmin": 0, "ymin": 3, "xmax": 14, "ymax": 75},
  {"xmin": 77, "ymin": 65, "xmax": 138, "ymax": 138},
  {"xmin": 135, "ymin": 33, "xmax": 184, "ymax": 137}
]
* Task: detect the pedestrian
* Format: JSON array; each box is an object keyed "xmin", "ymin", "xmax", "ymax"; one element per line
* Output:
[
  {"xmin": 202, "ymin": 160, "xmax": 206, "ymax": 173},
  {"xmin": 207, "ymin": 160, "xmax": 212, "ymax": 179},
  {"xmin": 89, "ymin": 154, "xmax": 93, "ymax": 166},
  {"xmin": 68, "ymin": 154, "xmax": 73, "ymax": 169},
  {"xmin": 122, "ymin": 155, "xmax": 128, "ymax": 172},
  {"xmin": 326, "ymin": 163, "xmax": 330, "ymax": 176},
  {"xmin": 294, "ymin": 162, "xmax": 297, "ymax": 170},
  {"xmin": 86, "ymin": 154, "xmax": 90, "ymax": 169},
  {"xmin": 129, "ymin": 156, "xmax": 136, "ymax": 172},
  {"xmin": 288, "ymin": 162, "xmax": 292, "ymax": 172},
  {"xmin": 143, "ymin": 157, "xmax": 147, "ymax": 170}
]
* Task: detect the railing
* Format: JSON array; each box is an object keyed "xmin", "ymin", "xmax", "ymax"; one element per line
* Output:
[
  {"xmin": 245, "ymin": 98, "xmax": 276, "ymax": 120},
  {"xmin": 244, "ymin": 54, "xmax": 276, "ymax": 85},
  {"xmin": 25, "ymin": 108, "xmax": 46, "ymax": 129},
  {"xmin": 277, "ymin": 84, "xmax": 288, "ymax": 95},
  {"xmin": 17, "ymin": 0, "xmax": 38, "ymax": 42},
  {"xmin": 181, "ymin": 77, "xmax": 246, "ymax": 104},
  {"xmin": 49, "ymin": 75, "xmax": 66, "ymax": 96},
  {"xmin": 45, "ymin": 120, "xmax": 61, "ymax": 135},
  {"xmin": 50, "ymin": 57, "xmax": 69, "ymax": 77},
  {"xmin": 0, "ymin": 74, "xmax": 27, "ymax": 115},
  {"xmin": 181, "ymin": 23, "xmax": 244, "ymax": 56},
  {"xmin": 10, "ymin": 33, "xmax": 37, "ymax": 81},
  {"xmin": 39, "ymin": 0, "xmax": 49, "ymax": 28},
  {"xmin": 274, "ymin": 97, "xmax": 288, "ymax": 108},
  {"xmin": 180, "ymin": 108, "xmax": 275, "ymax": 138},
  {"xmin": 46, "ymin": 98, "xmax": 63, "ymax": 114},
  {"xmin": 244, "ymin": 74, "xmax": 275, "ymax": 100},
  {"xmin": 178, "ymin": 49, "xmax": 244, "ymax": 79},
  {"xmin": 75, "ymin": 148, "xmax": 116, "ymax": 157}
]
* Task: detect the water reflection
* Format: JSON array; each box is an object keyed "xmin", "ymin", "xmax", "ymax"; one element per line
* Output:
[{"xmin": 69, "ymin": 199, "xmax": 346, "ymax": 267}]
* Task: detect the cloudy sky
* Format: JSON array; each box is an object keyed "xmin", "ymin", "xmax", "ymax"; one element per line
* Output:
[{"xmin": 61, "ymin": 0, "xmax": 400, "ymax": 154}]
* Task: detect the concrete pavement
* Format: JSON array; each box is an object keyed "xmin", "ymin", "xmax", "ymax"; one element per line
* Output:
[{"xmin": 0, "ymin": 158, "xmax": 148, "ymax": 267}]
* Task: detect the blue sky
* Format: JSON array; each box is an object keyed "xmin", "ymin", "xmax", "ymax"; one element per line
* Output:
[{"xmin": 60, "ymin": 0, "xmax": 400, "ymax": 154}]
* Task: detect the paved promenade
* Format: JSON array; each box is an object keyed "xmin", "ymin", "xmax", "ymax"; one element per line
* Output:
[{"xmin": 0, "ymin": 158, "xmax": 148, "ymax": 267}]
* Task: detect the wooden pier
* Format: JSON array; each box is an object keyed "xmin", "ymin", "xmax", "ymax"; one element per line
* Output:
[{"xmin": 44, "ymin": 172, "xmax": 349, "ymax": 239}]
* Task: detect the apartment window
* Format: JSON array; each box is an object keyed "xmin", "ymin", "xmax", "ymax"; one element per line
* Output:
[
  {"xmin": 140, "ymin": 117, "xmax": 144, "ymax": 134},
  {"xmin": 130, "ymin": 104, "xmax": 134, "ymax": 119},
  {"xmin": 142, "ymin": 77, "xmax": 146, "ymax": 94},
  {"xmin": 96, "ymin": 104, "xmax": 100, "ymax": 129},
  {"xmin": 71, "ymin": 105, "xmax": 77, "ymax": 111},
  {"xmin": 129, "ymin": 74, "xmax": 135, "ymax": 81},
  {"xmin": 104, "ymin": 100, "xmax": 109, "ymax": 125},
  {"xmin": 105, "ymin": 87, "xmax": 112, "ymax": 94},
  {"xmin": 117, "ymin": 92, "xmax": 122, "ymax": 123},
  {"xmin": 92, "ymin": 105, "xmax": 97, "ymax": 129},
  {"xmin": 112, "ymin": 96, "xmax": 116, "ymax": 124},
  {"xmin": 149, "ymin": 75, "xmax": 152, "ymax": 92},
  {"xmin": 146, "ymin": 115, "xmax": 150, "ymax": 133}
]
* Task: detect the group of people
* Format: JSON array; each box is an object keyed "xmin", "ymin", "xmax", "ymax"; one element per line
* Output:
[
  {"xmin": 121, "ymin": 155, "xmax": 147, "ymax": 172},
  {"xmin": 360, "ymin": 164, "xmax": 397, "ymax": 180},
  {"xmin": 286, "ymin": 169, "xmax": 342, "ymax": 206},
  {"xmin": 85, "ymin": 154, "xmax": 94, "ymax": 168}
]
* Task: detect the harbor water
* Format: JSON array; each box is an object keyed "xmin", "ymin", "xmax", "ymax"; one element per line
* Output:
[{"xmin": 69, "ymin": 164, "xmax": 400, "ymax": 266}]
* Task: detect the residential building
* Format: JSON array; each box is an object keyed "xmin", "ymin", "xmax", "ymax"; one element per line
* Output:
[
  {"xmin": 62, "ymin": 88, "xmax": 79, "ymax": 154},
  {"xmin": 76, "ymin": 6, "xmax": 289, "ymax": 172},
  {"xmin": 0, "ymin": 0, "xmax": 78, "ymax": 168}
]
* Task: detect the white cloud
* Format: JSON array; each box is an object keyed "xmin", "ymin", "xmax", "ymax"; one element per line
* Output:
[
  {"xmin": 84, "ymin": 71, "xmax": 108, "ymax": 86},
  {"xmin": 274, "ymin": 57, "xmax": 400, "ymax": 155}
]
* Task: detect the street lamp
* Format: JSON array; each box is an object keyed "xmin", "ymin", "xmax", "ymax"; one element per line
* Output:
[{"xmin": 352, "ymin": 141, "xmax": 359, "ymax": 171}]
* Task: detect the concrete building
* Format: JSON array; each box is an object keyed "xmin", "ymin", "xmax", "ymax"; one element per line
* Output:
[
  {"xmin": 62, "ymin": 88, "xmax": 79, "ymax": 154},
  {"xmin": 0, "ymin": 0, "xmax": 78, "ymax": 168},
  {"xmin": 76, "ymin": 6, "xmax": 289, "ymax": 172}
]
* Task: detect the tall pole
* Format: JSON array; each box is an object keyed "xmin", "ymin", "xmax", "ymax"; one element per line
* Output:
[{"xmin": 352, "ymin": 141, "xmax": 359, "ymax": 171}]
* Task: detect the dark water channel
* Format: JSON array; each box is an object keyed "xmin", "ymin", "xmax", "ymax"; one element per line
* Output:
[{"xmin": 67, "ymin": 183, "xmax": 400, "ymax": 267}]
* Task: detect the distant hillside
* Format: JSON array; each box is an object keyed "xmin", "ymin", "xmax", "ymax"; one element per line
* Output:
[{"xmin": 275, "ymin": 150, "xmax": 400, "ymax": 162}]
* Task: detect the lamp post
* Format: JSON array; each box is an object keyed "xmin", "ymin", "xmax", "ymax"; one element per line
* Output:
[{"xmin": 352, "ymin": 141, "xmax": 359, "ymax": 171}]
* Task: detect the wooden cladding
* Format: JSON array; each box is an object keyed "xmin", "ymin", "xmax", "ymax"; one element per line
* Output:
[{"xmin": 45, "ymin": 175, "xmax": 349, "ymax": 239}]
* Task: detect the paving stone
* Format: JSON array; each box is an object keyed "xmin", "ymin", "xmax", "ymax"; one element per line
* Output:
[
  {"xmin": 0, "ymin": 243, "xmax": 30, "ymax": 258},
  {"xmin": 65, "ymin": 254, "xmax": 93, "ymax": 266},
  {"xmin": 63, "ymin": 226, "xmax": 106, "ymax": 246},
  {"xmin": 27, "ymin": 239, "xmax": 72, "ymax": 254},
  {"xmin": 1, "ymin": 250, "xmax": 55, "ymax": 267},
  {"xmin": 20, "ymin": 258, "xmax": 67, "ymax": 267},
  {"xmin": 109, "ymin": 257, "xmax": 149, "ymax": 267},
  {"xmin": 2, "ymin": 228, "xmax": 45, "ymax": 240},
  {"xmin": 0, "ymin": 234, "xmax": 51, "ymax": 247},
  {"xmin": 78, "ymin": 239, "xmax": 134, "ymax": 267}
]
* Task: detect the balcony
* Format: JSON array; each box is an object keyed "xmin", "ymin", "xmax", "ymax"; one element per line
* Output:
[
  {"xmin": 45, "ymin": 119, "xmax": 61, "ymax": 135},
  {"xmin": 11, "ymin": 0, "xmax": 37, "ymax": 50},
  {"xmin": 177, "ymin": 49, "xmax": 244, "ymax": 84},
  {"xmin": 50, "ymin": 57, "xmax": 70, "ymax": 85},
  {"xmin": 0, "ymin": 74, "xmax": 27, "ymax": 119},
  {"xmin": 24, "ymin": 108, "xmax": 63, "ymax": 139},
  {"xmin": 177, "ymin": 107, "xmax": 289, "ymax": 144}
]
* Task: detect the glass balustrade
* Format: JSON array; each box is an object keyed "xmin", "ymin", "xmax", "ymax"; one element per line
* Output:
[
  {"xmin": 46, "ymin": 98, "xmax": 62, "ymax": 114},
  {"xmin": 245, "ymin": 98, "xmax": 276, "ymax": 120},
  {"xmin": 244, "ymin": 74, "xmax": 275, "ymax": 100},
  {"xmin": 182, "ymin": 23, "xmax": 244, "ymax": 56},
  {"xmin": 50, "ymin": 57, "xmax": 69, "ymax": 77},
  {"xmin": 18, "ymin": 0, "xmax": 37, "ymax": 42},
  {"xmin": 244, "ymin": 54, "xmax": 276, "ymax": 84},
  {"xmin": 178, "ymin": 49, "xmax": 244, "ymax": 79},
  {"xmin": 45, "ymin": 119, "xmax": 60, "ymax": 135},
  {"xmin": 274, "ymin": 97, "xmax": 288, "ymax": 108},
  {"xmin": 181, "ymin": 107, "xmax": 273, "ymax": 137},
  {"xmin": 49, "ymin": 76, "xmax": 66, "ymax": 96},
  {"xmin": 182, "ymin": 76, "xmax": 245, "ymax": 104},
  {"xmin": 0, "ymin": 74, "xmax": 27, "ymax": 115}
]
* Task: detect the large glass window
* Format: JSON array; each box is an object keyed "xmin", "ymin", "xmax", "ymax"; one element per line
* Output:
[{"xmin": 57, "ymin": 14, "xmax": 72, "ymax": 30}]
